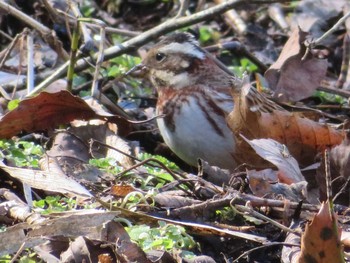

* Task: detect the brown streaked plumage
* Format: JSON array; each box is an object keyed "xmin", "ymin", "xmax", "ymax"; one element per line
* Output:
[{"xmin": 140, "ymin": 32, "xmax": 239, "ymax": 169}]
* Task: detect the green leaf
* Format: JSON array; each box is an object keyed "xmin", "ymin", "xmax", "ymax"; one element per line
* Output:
[
  {"xmin": 7, "ymin": 99, "xmax": 20, "ymax": 111},
  {"xmin": 107, "ymin": 65, "xmax": 121, "ymax": 77},
  {"xmin": 0, "ymin": 139, "xmax": 43, "ymax": 168}
]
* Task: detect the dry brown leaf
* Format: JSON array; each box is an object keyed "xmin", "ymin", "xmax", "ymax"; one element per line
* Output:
[
  {"xmin": 110, "ymin": 184, "xmax": 138, "ymax": 197},
  {"xmin": 316, "ymin": 133, "xmax": 350, "ymax": 203},
  {"xmin": 0, "ymin": 91, "xmax": 131, "ymax": 139},
  {"xmin": 242, "ymin": 137, "xmax": 305, "ymax": 184},
  {"xmin": 247, "ymin": 169, "xmax": 307, "ymax": 201},
  {"xmin": 227, "ymin": 80, "xmax": 344, "ymax": 169},
  {"xmin": 265, "ymin": 27, "xmax": 328, "ymax": 102},
  {"xmin": 0, "ymin": 160, "xmax": 92, "ymax": 197},
  {"xmin": 298, "ymin": 201, "xmax": 344, "ymax": 263},
  {"xmin": 329, "ymin": 133, "xmax": 350, "ymax": 180},
  {"xmin": 98, "ymin": 254, "xmax": 114, "ymax": 263},
  {"xmin": 153, "ymin": 193, "xmax": 201, "ymax": 209}
]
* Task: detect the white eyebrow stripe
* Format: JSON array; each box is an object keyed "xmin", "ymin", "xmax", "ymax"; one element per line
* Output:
[{"xmin": 158, "ymin": 42, "xmax": 205, "ymax": 59}]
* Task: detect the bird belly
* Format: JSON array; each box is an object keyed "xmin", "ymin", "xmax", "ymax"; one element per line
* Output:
[{"xmin": 157, "ymin": 98, "xmax": 236, "ymax": 170}]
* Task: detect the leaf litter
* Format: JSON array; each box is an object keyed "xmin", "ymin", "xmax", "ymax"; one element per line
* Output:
[{"xmin": 0, "ymin": 1, "xmax": 350, "ymax": 262}]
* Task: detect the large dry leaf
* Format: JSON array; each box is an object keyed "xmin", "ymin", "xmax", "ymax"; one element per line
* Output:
[
  {"xmin": 0, "ymin": 211, "xmax": 118, "ymax": 256},
  {"xmin": 290, "ymin": 0, "xmax": 346, "ymax": 38},
  {"xmin": 227, "ymin": 80, "xmax": 344, "ymax": 168},
  {"xmin": 299, "ymin": 201, "xmax": 344, "ymax": 263},
  {"xmin": 0, "ymin": 160, "xmax": 92, "ymax": 197},
  {"xmin": 242, "ymin": 136, "xmax": 305, "ymax": 184},
  {"xmin": 0, "ymin": 91, "xmax": 129, "ymax": 138},
  {"xmin": 265, "ymin": 27, "xmax": 328, "ymax": 102}
]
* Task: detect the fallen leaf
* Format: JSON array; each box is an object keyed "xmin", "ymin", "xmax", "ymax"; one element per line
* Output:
[
  {"xmin": 316, "ymin": 133, "xmax": 350, "ymax": 203},
  {"xmin": 265, "ymin": 27, "xmax": 328, "ymax": 102},
  {"xmin": 242, "ymin": 136, "xmax": 305, "ymax": 184},
  {"xmin": 298, "ymin": 200, "xmax": 344, "ymax": 262},
  {"xmin": 247, "ymin": 169, "xmax": 307, "ymax": 201},
  {"xmin": 110, "ymin": 184, "xmax": 137, "ymax": 197},
  {"xmin": 227, "ymin": 79, "xmax": 344, "ymax": 169},
  {"xmin": 0, "ymin": 91, "xmax": 130, "ymax": 139},
  {"xmin": 290, "ymin": 0, "xmax": 346, "ymax": 38},
  {"xmin": 0, "ymin": 160, "xmax": 92, "ymax": 197}
]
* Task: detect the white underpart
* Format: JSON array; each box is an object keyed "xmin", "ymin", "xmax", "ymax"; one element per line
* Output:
[
  {"xmin": 152, "ymin": 69, "xmax": 192, "ymax": 89},
  {"xmin": 158, "ymin": 42, "xmax": 205, "ymax": 59},
  {"xmin": 157, "ymin": 95, "xmax": 236, "ymax": 169}
]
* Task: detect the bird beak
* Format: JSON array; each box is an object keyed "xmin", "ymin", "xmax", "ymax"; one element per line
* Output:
[{"xmin": 124, "ymin": 63, "xmax": 148, "ymax": 77}]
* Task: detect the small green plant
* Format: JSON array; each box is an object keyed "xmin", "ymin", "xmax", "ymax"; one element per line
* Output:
[
  {"xmin": 7, "ymin": 99, "xmax": 20, "ymax": 111},
  {"xmin": 72, "ymin": 74, "xmax": 89, "ymax": 88},
  {"xmin": 0, "ymin": 140, "xmax": 43, "ymax": 168},
  {"xmin": 126, "ymin": 221, "xmax": 197, "ymax": 254},
  {"xmin": 138, "ymin": 153, "xmax": 179, "ymax": 187},
  {"xmin": 33, "ymin": 196, "xmax": 78, "ymax": 214},
  {"xmin": 0, "ymin": 255, "xmax": 11, "ymax": 263},
  {"xmin": 119, "ymin": 190, "xmax": 156, "ymax": 211},
  {"xmin": 0, "ymin": 251, "xmax": 40, "ymax": 263},
  {"xmin": 90, "ymin": 154, "xmax": 179, "ymax": 190},
  {"xmin": 215, "ymin": 206, "xmax": 237, "ymax": 222},
  {"xmin": 313, "ymin": 91, "xmax": 347, "ymax": 105},
  {"xmin": 108, "ymin": 55, "xmax": 142, "ymax": 78},
  {"xmin": 199, "ymin": 26, "xmax": 221, "ymax": 44},
  {"xmin": 89, "ymin": 157, "xmax": 123, "ymax": 174},
  {"xmin": 230, "ymin": 58, "xmax": 258, "ymax": 77},
  {"xmin": 138, "ymin": 153, "xmax": 180, "ymax": 172}
]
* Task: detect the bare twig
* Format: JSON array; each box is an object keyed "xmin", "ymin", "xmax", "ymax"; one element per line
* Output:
[
  {"xmin": 311, "ymin": 11, "xmax": 350, "ymax": 47},
  {"xmin": 232, "ymin": 242, "xmax": 300, "ymax": 262},
  {"xmin": 77, "ymin": 18, "xmax": 107, "ymax": 97},
  {"xmin": 214, "ymin": 0, "xmax": 247, "ymax": 35},
  {"xmin": 0, "ymin": 0, "xmax": 68, "ymax": 59},
  {"xmin": 0, "ymin": 0, "xmax": 51, "ymax": 35},
  {"xmin": 233, "ymin": 203, "xmax": 302, "ymax": 235},
  {"xmin": 89, "ymin": 139, "xmax": 188, "ymax": 183},
  {"xmin": 26, "ymin": 32, "xmax": 34, "ymax": 93},
  {"xmin": 68, "ymin": 0, "xmax": 94, "ymax": 52},
  {"xmin": 0, "ymin": 29, "xmax": 12, "ymax": 41},
  {"xmin": 324, "ymin": 150, "xmax": 332, "ymax": 201},
  {"xmin": 333, "ymin": 176, "xmax": 350, "ymax": 203},
  {"xmin": 318, "ymin": 81, "xmax": 350, "ymax": 98},
  {"xmin": 268, "ymin": 3, "xmax": 289, "ymax": 31},
  {"xmin": 9, "ymin": 242, "xmax": 26, "ymax": 263},
  {"xmin": 175, "ymin": 0, "xmax": 190, "ymax": 18},
  {"xmin": 336, "ymin": 33, "xmax": 350, "ymax": 89},
  {"xmin": 30, "ymin": 0, "xmax": 286, "ymax": 96},
  {"xmin": 0, "ymin": 32, "xmax": 23, "ymax": 68},
  {"xmin": 116, "ymin": 157, "xmax": 186, "ymax": 182},
  {"xmin": 54, "ymin": 8, "xmax": 141, "ymax": 37}
]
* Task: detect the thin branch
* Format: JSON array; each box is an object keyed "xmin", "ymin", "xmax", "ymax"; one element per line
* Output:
[
  {"xmin": 232, "ymin": 242, "xmax": 300, "ymax": 262},
  {"xmin": 233, "ymin": 204, "xmax": 302, "ymax": 235},
  {"xmin": 26, "ymin": 32, "xmax": 34, "ymax": 93},
  {"xmin": 175, "ymin": 0, "xmax": 190, "ymax": 18},
  {"xmin": 30, "ymin": 0, "xmax": 286, "ymax": 96},
  {"xmin": 0, "ymin": 0, "xmax": 51, "ymax": 35},
  {"xmin": 312, "ymin": 11, "xmax": 350, "ymax": 47},
  {"xmin": 324, "ymin": 150, "xmax": 332, "ymax": 201}
]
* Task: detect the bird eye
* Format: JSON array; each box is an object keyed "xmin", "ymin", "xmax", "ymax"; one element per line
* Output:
[{"xmin": 155, "ymin": 52, "xmax": 165, "ymax": 62}]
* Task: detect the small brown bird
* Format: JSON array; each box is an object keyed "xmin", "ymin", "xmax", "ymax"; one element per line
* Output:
[
  {"xmin": 139, "ymin": 32, "xmax": 239, "ymax": 170},
  {"xmin": 132, "ymin": 32, "xmax": 344, "ymax": 170}
]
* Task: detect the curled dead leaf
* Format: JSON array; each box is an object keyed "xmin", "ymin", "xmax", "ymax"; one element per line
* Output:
[
  {"xmin": 0, "ymin": 91, "xmax": 131, "ymax": 139},
  {"xmin": 265, "ymin": 27, "xmax": 328, "ymax": 102},
  {"xmin": 227, "ymin": 79, "xmax": 344, "ymax": 169}
]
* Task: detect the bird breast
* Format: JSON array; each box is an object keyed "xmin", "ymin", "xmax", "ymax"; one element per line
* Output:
[{"xmin": 156, "ymin": 88, "xmax": 237, "ymax": 170}]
